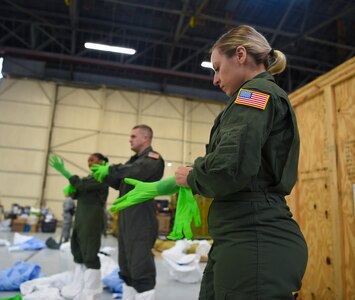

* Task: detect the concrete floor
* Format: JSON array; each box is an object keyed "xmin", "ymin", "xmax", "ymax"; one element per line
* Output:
[{"xmin": 0, "ymin": 231, "xmax": 203, "ymax": 299}]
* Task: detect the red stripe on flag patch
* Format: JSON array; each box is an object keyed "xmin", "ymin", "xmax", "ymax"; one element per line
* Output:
[{"xmin": 234, "ymin": 89, "xmax": 270, "ymax": 110}]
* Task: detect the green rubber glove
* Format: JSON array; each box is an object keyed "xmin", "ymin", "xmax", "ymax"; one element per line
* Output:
[
  {"xmin": 63, "ymin": 184, "xmax": 77, "ymax": 196},
  {"xmin": 90, "ymin": 161, "xmax": 109, "ymax": 183},
  {"xmin": 109, "ymin": 176, "xmax": 179, "ymax": 212},
  {"xmin": 0, "ymin": 295, "xmax": 22, "ymax": 300},
  {"xmin": 48, "ymin": 154, "xmax": 73, "ymax": 179},
  {"xmin": 167, "ymin": 187, "xmax": 201, "ymax": 240}
]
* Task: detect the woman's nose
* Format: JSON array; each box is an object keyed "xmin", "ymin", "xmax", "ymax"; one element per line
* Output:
[{"xmin": 213, "ymin": 74, "xmax": 220, "ymax": 86}]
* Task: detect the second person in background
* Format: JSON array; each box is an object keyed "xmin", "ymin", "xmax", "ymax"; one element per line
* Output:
[
  {"xmin": 49, "ymin": 152, "xmax": 109, "ymax": 300},
  {"xmin": 91, "ymin": 124, "xmax": 164, "ymax": 300}
]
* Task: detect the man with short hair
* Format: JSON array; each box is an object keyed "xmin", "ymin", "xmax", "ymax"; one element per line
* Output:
[{"xmin": 92, "ymin": 124, "xmax": 164, "ymax": 300}]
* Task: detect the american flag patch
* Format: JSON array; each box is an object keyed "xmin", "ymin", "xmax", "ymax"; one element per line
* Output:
[
  {"xmin": 148, "ymin": 152, "xmax": 160, "ymax": 159},
  {"xmin": 234, "ymin": 89, "xmax": 270, "ymax": 110}
]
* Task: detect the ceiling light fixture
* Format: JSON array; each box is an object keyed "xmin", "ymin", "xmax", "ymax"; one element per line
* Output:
[
  {"xmin": 84, "ymin": 42, "xmax": 136, "ymax": 55},
  {"xmin": 0, "ymin": 57, "xmax": 3, "ymax": 79},
  {"xmin": 201, "ymin": 61, "xmax": 213, "ymax": 69}
]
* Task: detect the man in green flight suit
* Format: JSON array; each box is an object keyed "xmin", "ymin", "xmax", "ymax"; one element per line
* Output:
[{"xmin": 91, "ymin": 124, "xmax": 164, "ymax": 300}]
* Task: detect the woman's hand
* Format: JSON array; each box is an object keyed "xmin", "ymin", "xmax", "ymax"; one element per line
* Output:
[{"xmin": 175, "ymin": 166, "xmax": 192, "ymax": 187}]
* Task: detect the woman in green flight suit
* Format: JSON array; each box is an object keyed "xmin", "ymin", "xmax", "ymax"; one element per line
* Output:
[
  {"xmin": 49, "ymin": 153, "xmax": 109, "ymax": 300},
  {"xmin": 175, "ymin": 25, "xmax": 308, "ymax": 300}
]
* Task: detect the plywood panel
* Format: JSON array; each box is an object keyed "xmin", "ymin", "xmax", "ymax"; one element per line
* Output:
[
  {"xmin": 294, "ymin": 94, "xmax": 337, "ymax": 299},
  {"xmin": 290, "ymin": 57, "xmax": 355, "ymax": 300},
  {"xmin": 297, "ymin": 175, "xmax": 336, "ymax": 299},
  {"xmin": 333, "ymin": 76, "xmax": 355, "ymax": 299}
]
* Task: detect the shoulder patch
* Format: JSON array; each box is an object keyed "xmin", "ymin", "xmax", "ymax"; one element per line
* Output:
[
  {"xmin": 234, "ymin": 89, "xmax": 270, "ymax": 110},
  {"xmin": 148, "ymin": 152, "xmax": 160, "ymax": 159}
]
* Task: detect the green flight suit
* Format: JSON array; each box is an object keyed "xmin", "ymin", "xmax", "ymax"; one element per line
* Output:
[
  {"xmin": 69, "ymin": 174, "xmax": 108, "ymax": 269},
  {"xmin": 187, "ymin": 72, "xmax": 308, "ymax": 300},
  {"xmin": 103, "ymin": 146, "xmax": 164, "ymax": 293}
]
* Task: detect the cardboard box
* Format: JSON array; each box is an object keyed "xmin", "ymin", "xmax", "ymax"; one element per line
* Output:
[
  {"xmin": 24, "ymin": 223, "xmax": 39, "ymax": 232},
  {"xmin": 12, "ymin": 218, "xmax": 26, "ymax": 232},
  {"xmin": 157, "ymin": 214, "xmax": 171, "ymax": 235}
]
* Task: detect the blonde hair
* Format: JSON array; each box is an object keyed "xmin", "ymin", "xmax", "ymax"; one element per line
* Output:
[{"xmin": 211, "ymin": 25, "xmax": 286, "ymax": 75}]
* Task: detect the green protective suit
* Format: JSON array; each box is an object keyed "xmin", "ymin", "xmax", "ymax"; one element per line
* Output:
[
  {"xmin": 187, "ymin": 72, "xmax": 308, "ymax": 300},
  {"xmin": 69, "ymin": 174, "xmax": 109, "ymax": 269}
]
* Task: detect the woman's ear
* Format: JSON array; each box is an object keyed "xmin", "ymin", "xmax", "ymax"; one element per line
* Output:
[{"xmin": 235, "ymin": 46, "xmax": 247, "ymax": 63}]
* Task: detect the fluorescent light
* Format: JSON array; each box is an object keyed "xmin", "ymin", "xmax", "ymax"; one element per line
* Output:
[
  {"xmin": 0, "ymin": 57, "xmax": 3, "ymax": 79},
  {"xmin": 84, "ymin": 42, "xmax": 136, "ymax": 55},
  {"xmin": 201, "ymin": 61, "xmax": 213, "ymax": 69}
]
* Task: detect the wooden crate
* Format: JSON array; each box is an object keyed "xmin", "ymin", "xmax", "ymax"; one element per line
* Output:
[{"xmin": 288, "ymin": 56, "xmax": 355, "ymax": 300}]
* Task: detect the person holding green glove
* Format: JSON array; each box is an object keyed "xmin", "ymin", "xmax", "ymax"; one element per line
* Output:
[
  {"xmin": 48, "ymin": 152, "xmax": 109, "ymax": 300},
  {"xmin": 112, "ymin": 26, "xmax": 308, "ymax": 300},
  {"xmin": 91, "ymin": 124, "xmax": 164, "ymax": 300},
  {"xmin": 110, "ymin": 177, "xmax": 201, "ymax": 240}
]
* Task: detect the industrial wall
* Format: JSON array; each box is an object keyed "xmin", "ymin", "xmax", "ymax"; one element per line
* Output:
[
  {"xmin": 289, "ymin": 57, "xmax": 355, "ymax": 300},
  {"xmin": 0, "ymin": 78, "xmax": 224, "ymax": 218}
]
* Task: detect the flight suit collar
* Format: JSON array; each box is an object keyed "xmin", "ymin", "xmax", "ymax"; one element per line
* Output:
[
  {"xmin": 230, "ymin": 71, "xmax": 275, "ymax": 100},
  {"xmin": 133, "ymin": 146, "xmax": 153, "ymax": 159}
]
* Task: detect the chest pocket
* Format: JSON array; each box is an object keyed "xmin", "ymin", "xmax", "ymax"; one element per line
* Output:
[{"xmin": 206, "ymin": 125, "xmax": 247, "ymax": 176}]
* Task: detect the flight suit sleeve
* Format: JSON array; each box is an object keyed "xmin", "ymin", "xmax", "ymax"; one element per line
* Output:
[
  {"xmin": 187, "ymin": 94, "xmax": 275, "ymax": 198},
  {"xmin": 69, "ymin": 175, "xmax": 106, "ymax": 192},
  {"xmin": 104, "ymin": 156, "xmax": 164, "ymax": 189}
]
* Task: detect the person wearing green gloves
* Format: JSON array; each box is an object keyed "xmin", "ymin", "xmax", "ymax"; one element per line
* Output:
[
  {"xmin": 110, "ymin": 177, "xmax": 201, "ymax": 240},
  {"xmin": 48, "ymin": 152, "xmax": 109, "ymax": 300},
  {"xmin": 91, "ymin": 124, "xmax": 164, "ymax": 300},
  {"xmin": 112, "ymin": 25, "xmax": 308, "ymax": 300}
]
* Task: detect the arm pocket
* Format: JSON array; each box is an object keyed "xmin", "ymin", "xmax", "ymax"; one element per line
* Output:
[{"xmin": 207, "ymin": 125, "xmax": 247, "ymax": 176}]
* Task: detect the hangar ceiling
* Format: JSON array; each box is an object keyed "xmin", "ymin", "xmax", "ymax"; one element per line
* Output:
[{"xmin": 0, "ymin": 0, "xmax": 354, "ymax": 101}]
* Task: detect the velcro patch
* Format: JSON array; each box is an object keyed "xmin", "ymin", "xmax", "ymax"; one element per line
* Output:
[
  {"xmin": 148, "ymin": 152, "xmax": 160, "ymax": 159},
  {"xmin": 234, "ymin": 89, "xmax": 270, "ymax": 110}
]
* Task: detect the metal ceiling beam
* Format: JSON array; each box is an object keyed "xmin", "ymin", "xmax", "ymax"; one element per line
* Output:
[
  {"xmin": 0, "ymin": 47, "xmax": 212, "ymax": 81},
  {"xmin": 270, "ymin": 0, "xmax": 296, "ymax": 45},
  {"xmin": 172, "ymin": 43, "xmax": 211, "ymax": 71},
  {"xmin": 2, "ymin": 1, "xmax": 354, "ymax": 54},
  {"xmin": 0, "ymin": 15, "xmax": 206, "ymax": 52},
  {"xmin": 286, "ymin": 53, "xmax": 334, "ymax": 68},
  {"xmin": 287, "ymin": 64, "xmax": 325, "ymax": 74},
  {"xmin": 104, "ymin": 0, "xmax": 297, "ymax": 38},
  {"xmin": 167, "ymin": 0, "xmax": 190, "ymax": 69},
  {"xmin": 282, "ymin": 4, "xmax": 355, "ymax": 51},
  {"xmin": 0, "ymin": 23, "xmax": 31, "ymax": 48},
  {"xmin": 0, "ymin": 23, "xmax": 26, "ymax": 45},
  {"xmin": 304, "ymin": 36, "xmax": 355, "ymax": 51},
  {"xmin": 176, "ymin": 0, "xmax": 209, "ymax": 42}
]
